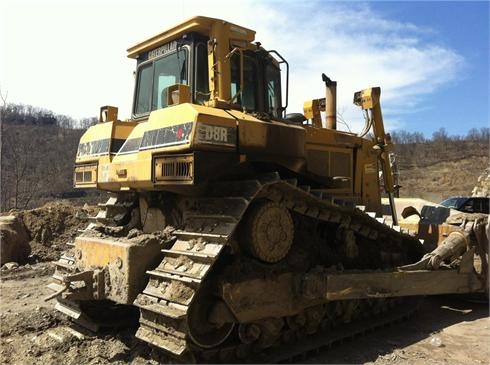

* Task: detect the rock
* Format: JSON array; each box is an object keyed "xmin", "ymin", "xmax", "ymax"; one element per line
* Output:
[
  {"xmin": 429, "ymin": 336, "xmax": 443, "ymax": 347},
  {"xmin": 0, "ymin": 215, "xmax": 31, "ymax": 266},
  {"xmin": 2, "ymin": 262, "xmax": 19, "ymax": 270},
  {"xmin": 40, "ymin": 227, "xmax": 52, "ymax": 244},
  {"xmin": 127, "ymin": 228, "xmax": 142, "ymax": 239},
  {"xmin": 75, "ymin": 211, "xmax": 88, "ymax": 220}
]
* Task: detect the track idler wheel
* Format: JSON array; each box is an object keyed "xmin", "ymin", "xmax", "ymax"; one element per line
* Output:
[
  {"xmin": 242, "ymin": 201, "xmax": 294, "ymax": 263},
  {"xmin": 187, "ymin": 291, "xmax": 235, "ymax": 349}
]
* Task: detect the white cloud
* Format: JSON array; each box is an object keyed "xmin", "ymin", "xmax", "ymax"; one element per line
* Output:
[
  {"xmin": 1, "ymin": 0, "xmax": 463, "ymax": 133},
  {"xmin": 238, "ymin": 1, "xmax": 464, "ymax": 132}
]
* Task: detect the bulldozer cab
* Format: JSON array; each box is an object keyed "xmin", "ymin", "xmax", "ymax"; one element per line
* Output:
[{"xmin": 128, "ymin": 16, "xmax": 286, "ymax": 119}]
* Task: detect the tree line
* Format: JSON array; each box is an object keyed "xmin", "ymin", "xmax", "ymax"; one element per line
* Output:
[
  {"xmin": 1, "ymin": 103, "xmax": 97, "ymax": 130},
  {"xmin": 389, "ymin": 127, "xmax": 489, "ymax": 170},
  {"xmin": 390, "ymin": 127, "xmax": 490, "ymax": 145}
]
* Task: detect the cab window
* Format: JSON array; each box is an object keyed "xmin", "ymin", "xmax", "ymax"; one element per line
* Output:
[
  {"xmin": 133, "ymin": 47, "xmax": 189, "ymax": 116},
  {"xmin": 135, "ymin": 64, "xmax": 153, "ymax": 115},
  {"xmin": 231, "ymin": 53, "xmax": 257, "ymax": 112},
  {"xmin": 195, "ymin": 43, "xmax": 210, "ymax": 105},
  {"xmin": 265, "ymin": 63, "xmax": 282, "ymax": 118}
]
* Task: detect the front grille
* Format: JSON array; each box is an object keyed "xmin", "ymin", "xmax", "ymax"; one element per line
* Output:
[
  {"xmin": 162, "ymin": 160, "xmax": 191, "ymax": 178},
  {"xmin": 154, "ymin": 155, "xmax": 193, "ymax": 182}
]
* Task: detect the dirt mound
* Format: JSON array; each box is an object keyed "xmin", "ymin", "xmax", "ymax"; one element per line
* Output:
[
  {"xmin": 399, "ymin": 156, "xmax": 488, "ymax": 203},
  {"xmin": 0, "ymin": 215, "xmax": 31, "ymax": 265},
  {"xmin": 12, "ymin": 201, "xmax": 98, "ymax": 262},
  {"xmin": 472, "ymin": 168, "xmax": 490, "ymax": 197}
]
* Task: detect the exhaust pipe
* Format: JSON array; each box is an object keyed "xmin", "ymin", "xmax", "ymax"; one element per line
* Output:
[{"xmin": 322, "ymin": 74, "xmax": 337, "ymax": 130}]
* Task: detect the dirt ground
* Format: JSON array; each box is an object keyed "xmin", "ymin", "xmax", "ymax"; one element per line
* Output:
[
  {"xmin": 0, "ymin": 261, "xmax": 488, "ymax": 365},
  {"xmin": 1, "ymin": 200, "xmax": 489, "ymax": 364},
  {"xmin": 0, "ymin": 263, "xmax": 157, "ymax": 365}
]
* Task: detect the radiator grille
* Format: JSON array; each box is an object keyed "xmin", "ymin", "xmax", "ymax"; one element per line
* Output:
[{"xmin": 154, "ymin": 155, "xmax": 193, "ymax": 182}]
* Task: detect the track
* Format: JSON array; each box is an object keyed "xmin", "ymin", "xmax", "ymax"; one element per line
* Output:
[
  {"xmin": 132, "ymin": 172, "xmax": 424, "ymax": 362},
  {"xmin": 205, "ymin": 297, "xmax": 423, "ymax": 363},
  {"xmin": 134, "ymin": 176, "xmax": 269, "ymax": 358}
]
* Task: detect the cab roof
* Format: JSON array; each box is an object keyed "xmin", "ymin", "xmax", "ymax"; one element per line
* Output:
[{"xmin": 127, "ymin": 16, "xmax": 256, "ymax": 59}]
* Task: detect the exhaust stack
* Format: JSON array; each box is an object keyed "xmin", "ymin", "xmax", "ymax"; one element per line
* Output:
[{"xmin": 322, "ymin": 74, "xmax": 337, "ymax": 130}]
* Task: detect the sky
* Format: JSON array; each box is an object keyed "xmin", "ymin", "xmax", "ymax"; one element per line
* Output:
[{"xmin": 0, "ymin": 0, "xmax": 488, "ymax": 137}]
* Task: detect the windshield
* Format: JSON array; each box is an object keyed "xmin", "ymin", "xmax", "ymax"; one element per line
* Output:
[
  {"xmin": 439, "ymin": 197, "xmax": 466, "ymax": 209},
  {"xmin": 134, "ymin": 47, "xmax": 188, "ymax": 116}
]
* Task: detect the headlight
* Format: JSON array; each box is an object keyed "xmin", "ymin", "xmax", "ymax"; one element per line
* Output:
[{"xmin": 74, "ymin": 164, "xmax": 97, "ymax": 187}]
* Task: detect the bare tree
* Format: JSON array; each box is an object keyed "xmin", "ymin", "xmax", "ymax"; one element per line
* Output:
[
  {"xmin": 2, "ymin": 125, "xmax": 40, "ymax": 209},
  {"xmin": 432, "ymin": 127, "xmax": 449, "ymax": 142},
  {"xmin": 0, "ymin": 86, "xmax": 8, "ymax": 211},
  {"xmin": 78, "ymin": 117, "xmax": 98, "ymax": 129}
]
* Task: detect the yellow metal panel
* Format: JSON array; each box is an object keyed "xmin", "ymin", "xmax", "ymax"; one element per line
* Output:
[
  {"xmin": 239, "ymin": 119, "xmax": 267, "ymax": 149},
  {"xmin": 116, "ymin": 121, "xmax": 146, "ymax": 140},
  {"xmin": 211, "ymin": 20, "xmax": 230, "ymax": 102},
  {"xmin": 75, "ymin": 236, "xmax": 130, "ymax": 268},
  {"xmin": 78, "ymin": 121, "xmax": 114, "ymax": 144},
  {"xmin": 303, "ymin": 99, "xmax": 322, "ymax": 128},
  {"xmin": 234, "ymin": 113, "xmax": 305, "ymax": 156},
  {"xmin": 147, "ymin": 103, "xmax": 196, "ymax": 126},
  {"xmin": 100, "ymin": 153, "xmax": 153, "ymax": 191},
  {"xmin": 112, "ymin": 121, "xmax": 138, "ymax": 140},
  {"xmin": 193, "ymin": 104, "xmax": 239, "ymax": 120},
  {"xmin": 75, "ymin": 155, "xmax": 100, "ymax": 165},
  {"xmin": 74, "ymin": 236, "xmax": 164, "ymax": 303},
  {"xmin": 304, "ymin": 126, "xmax": 359, "ymax": 147},
  {"xmin": 357, "ymin": 139, "xmax": 381, "ymax": 213}
]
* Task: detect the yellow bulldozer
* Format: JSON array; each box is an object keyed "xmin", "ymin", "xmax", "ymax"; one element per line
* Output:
[{"xmin": 47, "ymin": 16, "xmax": 488, "ymax": 362}]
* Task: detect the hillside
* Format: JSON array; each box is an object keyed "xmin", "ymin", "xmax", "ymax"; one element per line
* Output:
[
  {"xmin": 397, "ymin": 148, "xmax": 488, "ymax": 202},
  {"xmin": 0, "ymin": 104, "xmax": 98, "ymax": 211},
  {"xmin": 387, "ymin": 130, "xmax": 488, "ymax": 202}
]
